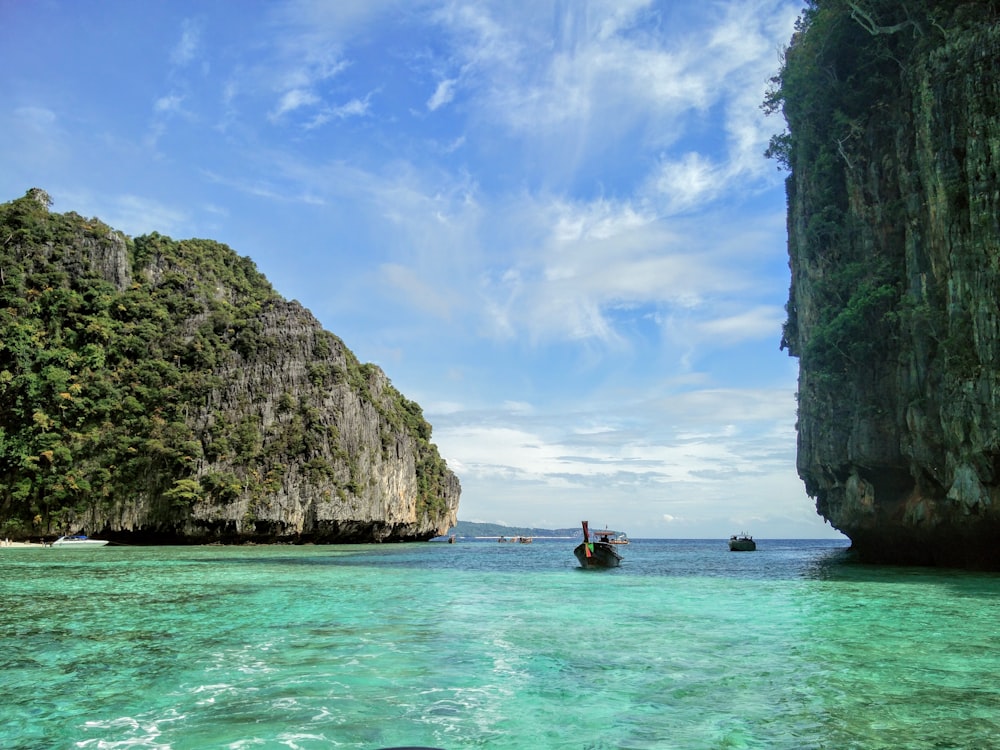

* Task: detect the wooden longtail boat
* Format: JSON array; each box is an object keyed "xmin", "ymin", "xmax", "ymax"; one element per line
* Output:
[{"xmin": 573, "ymin": 521, "xmax": 624, "ymax": 568}]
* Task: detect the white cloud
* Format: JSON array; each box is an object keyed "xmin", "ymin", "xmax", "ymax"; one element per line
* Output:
[
  {"xmin": 270, "ymin": 88, "xmax": 320, "ymax": 120},
  {"xmin": 645, "ymin": 152, "xmax": 723, "ymax": 215},
  {"xmin": 461, "ymin": 190, "xmax": 781, "ymax": 348},
  {"xmin": 306, "ymin": 95, "xmax": 373, "ymax": 128},
  {"xmin": 427, "ymin": 78, "xmax": 457, "ymax": 111},
  {"xmin": 334, "ymin": 97, "xmax": 371, "ymax": 118},
  {"xmin": 434, "ymin": 386, "xmax": 799, "ymax": 487},
  {"xmin": 696, "ymin": 306, "xmax": 786, "ymax": 343},
  {"xmin": 428, "ymin": 382, "xmax": 821, "ymax": 536}
]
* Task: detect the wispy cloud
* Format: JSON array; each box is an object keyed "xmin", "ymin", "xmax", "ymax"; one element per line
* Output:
[
  {"xmin": 696, "ymin": 306, "xmax": 786, "ymax": 343},
  {"xmin": 154, "ymin": 94, "xmax": 186, "ymax": 114},
  {"xmin": 427, "ymin": 78, "xmax": 457, "ymax": 111},
  {"xmin": 270, "ymin": 88, "xmax": 321, "ymax": 120},
  {"xmin": 146, "ymin": 17, "xmax": 209, "ymax": 149},
  {"xmin": 644, "ymin": 153, "xmax": 725, "ymax": 215},
  {"xmin": 305, "ymin": 94, "xmax": 374, "ymax": 129},
  {"xmin": 430, "ymin": 384, "xmax": 803, "ymax": 533},
  {"xmin": 187, "ymin": 0, "xmax": 795, "ymax": 364},
  {"xmin": 170, "ymin": 18, "xmax": 204, "ymax": 67}
]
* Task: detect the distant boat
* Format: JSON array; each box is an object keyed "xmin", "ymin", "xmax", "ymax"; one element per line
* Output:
[
  {"xmin": 574, "ymin": 521, "xmax": 624, "ymax": 568},
  {"xmin": 592, "ymin": 528, "xmax": 628, "ymax": 545},
  {"xmin": 728, "ymin": 534, "xmax": 756, "ymax": 552},
  {"xmin": 50, "ymin": 535, "xmax": 109, "ymax": 548}
]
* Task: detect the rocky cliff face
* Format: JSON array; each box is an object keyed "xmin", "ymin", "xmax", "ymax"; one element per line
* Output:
[
  {"xmin": 0, "ymin": 189, "xmax": 459, "ymax": 543},
  {"xmin": 775, "ymin": 2, "xmax": 1000, "ymax": 567}
]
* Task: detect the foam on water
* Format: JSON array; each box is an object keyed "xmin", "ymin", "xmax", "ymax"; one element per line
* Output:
[{"xmin": 2, "ymin": 539, "xmax": 999, "ymax": 749}]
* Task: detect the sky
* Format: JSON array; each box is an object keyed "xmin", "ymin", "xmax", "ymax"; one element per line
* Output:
[{"xmin": 0, "ymin": 0, "xmax": 845, "ymax": 539}]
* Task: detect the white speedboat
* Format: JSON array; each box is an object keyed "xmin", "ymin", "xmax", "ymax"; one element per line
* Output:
[{"xmin": 50, "ymin": 535, "xmax": 109, "ymax": 548}]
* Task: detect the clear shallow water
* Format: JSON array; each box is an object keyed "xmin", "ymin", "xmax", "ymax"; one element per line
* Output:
[{"xmin": 2, "ymin": 538, "xmax": 999, "ymax": 749}]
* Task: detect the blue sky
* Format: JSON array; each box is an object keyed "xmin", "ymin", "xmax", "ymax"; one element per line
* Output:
[{"xmin": 0, "ymin": 0, "xmax": 844, "ymax": 539}]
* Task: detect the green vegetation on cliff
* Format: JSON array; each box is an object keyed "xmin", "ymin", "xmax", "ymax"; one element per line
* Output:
[
  {"xmin": 0, "ymin": 188, "xmax": 457, "ymax": 541},
  {"xmin": 767, "ymin": 1, "xmax": 985, "ymax": 378}
]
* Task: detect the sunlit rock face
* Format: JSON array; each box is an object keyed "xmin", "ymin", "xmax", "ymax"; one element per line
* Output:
[
  {"xmin": 778, "ymin": 5, "xmax": 1000, "ymax": 567},
  {"xmin": 0, "ymin": 190, "xmax": 459, "ymax": 544}
]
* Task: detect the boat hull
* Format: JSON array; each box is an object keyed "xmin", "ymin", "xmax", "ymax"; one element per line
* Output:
[
  {"xmin": 729, "ymin": 538, "xmax": 756, "ymax": 552},
  {"xmin": 574, "ymin": 541, "xmax": 622, "ymax": 568},
  {"xmin": 51, "ymin": 536, "xmax": 109, "ymax": 548}
]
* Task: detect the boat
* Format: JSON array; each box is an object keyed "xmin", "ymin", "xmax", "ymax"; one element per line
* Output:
[
  {"xmin": 50, "ymin": 535, "xmax": 109, "ymax": 548},
  {"xmin": 591, "ymin": 528, "xmax": 628, "ymax": 545},
  {"xmin": 728, "ymin": 533, "xmax": 756, "ymax": 552},
  {"xmin": 573, "ymin": 521, "xmax": 624, "ymax": 568}
]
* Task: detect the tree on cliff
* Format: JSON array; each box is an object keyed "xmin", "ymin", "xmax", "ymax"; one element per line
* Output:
[{"xmin": 763, "ymin": 0, "xmax": 912, "ymax": 375}]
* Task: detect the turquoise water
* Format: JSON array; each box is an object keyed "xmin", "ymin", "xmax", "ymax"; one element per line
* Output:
[{"xmin": 2, "ymin": 539, "xmax": 999, "ymax": 749}]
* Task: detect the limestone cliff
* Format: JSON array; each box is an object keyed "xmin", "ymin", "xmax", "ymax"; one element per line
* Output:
[
  {"xmin": 0, "ymin": 189, "xmax": 459, "ymax": 543},
  {"xmin": 771, "ymin": 1, "xmax": 1000, "ymax": 566}
]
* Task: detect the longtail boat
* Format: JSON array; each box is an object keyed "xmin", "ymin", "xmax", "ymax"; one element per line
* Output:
[{"xmin": 573, "ymin": 521, "xmax": 624, "ymax": 568}]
